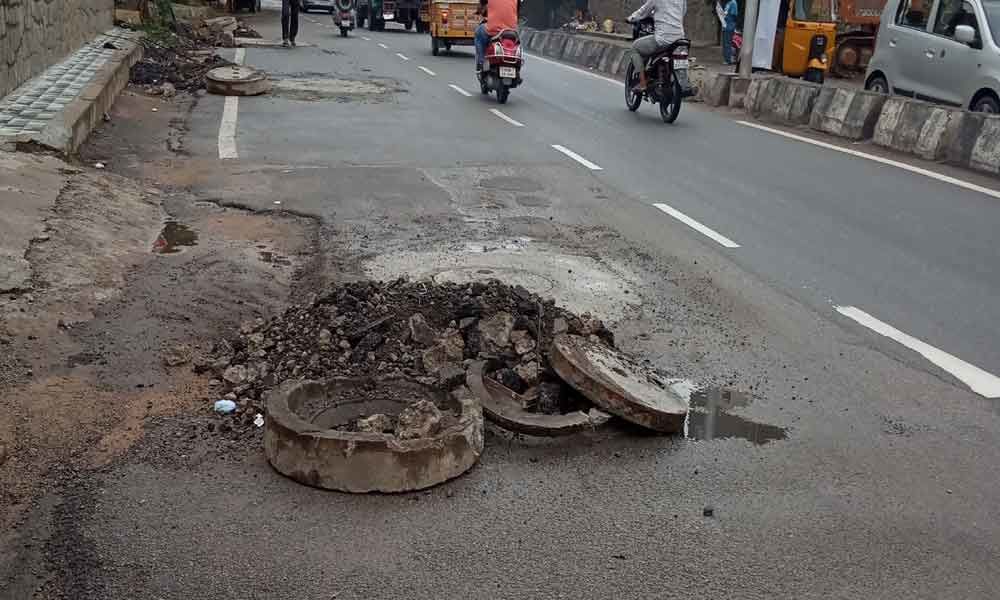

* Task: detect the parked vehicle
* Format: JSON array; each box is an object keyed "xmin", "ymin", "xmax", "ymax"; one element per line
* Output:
[
  {"xmin": 478, "ymin": 29, "xmax": 524, "ymax": 103},
  {"xmin": 429, "ymin": 0, "xmax": 478, "ymax": 55},
  {"xmin": 418, "ymin": 2, "xmax": 431, "ymax": 32},
  {"xmin": 865, "ymin": 0, "xmax": 1000, "ymax": 111},
  {"xmin": 832, "ymin": 0, "xmax": 888, "ymax": 75},
  {"xmin": 333, "ymin": 0, "xmax": 356, "ymax": 36},
  {"xmin": 231, "ymin": 0, "xmax": 261, "ymax": 12},
  {"xmin": 736, "ymin": 0, "xmax": 836, "ymax": 82},
  {"xmin": 303, "ymin": 0, "xmax": 336, "ymax": 13},
  {"xmin": 625, "ymin": 17, "xmax": 692, "ymax": 123},
  {"xmin": 359, "ymin": 0, "xmax": 421, "ymax": 30}
]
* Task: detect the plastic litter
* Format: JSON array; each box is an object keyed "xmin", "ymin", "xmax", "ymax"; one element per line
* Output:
[
  {"xmin": 214, "ymin": 399, "xmax": 237, "ymax": 414},
  {"xmin": 254, "ymin": 413, "xmax": 265, "ymax": 428}
]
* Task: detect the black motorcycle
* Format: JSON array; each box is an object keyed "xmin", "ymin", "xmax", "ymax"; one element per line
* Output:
[{"xmin": 624, "ymin": 17, "xmax": 692, "ymax": 123}]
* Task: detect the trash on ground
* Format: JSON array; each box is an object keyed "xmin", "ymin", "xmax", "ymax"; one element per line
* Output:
[{"xmin": 213, "ymin": 399, "xmax": 237, "ymax": 414}]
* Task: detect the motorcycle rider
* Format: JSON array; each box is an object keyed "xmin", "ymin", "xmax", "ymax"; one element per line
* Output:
[
  {"xmin": 626, "ymin": 0, "xmax": 687, "ymax": 91},
  {"xmin": 474, "ymin": 0, "xmax": 518, "ymax": 72}
]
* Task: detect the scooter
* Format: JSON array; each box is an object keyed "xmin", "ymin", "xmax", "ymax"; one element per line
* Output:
[
  {"xmin": 477, "ymin": 29, "xmax": 523, "ymax": 104},
  {"xmin": 334, "ymin": 0, "xmax": 356, "ymax": 36}
]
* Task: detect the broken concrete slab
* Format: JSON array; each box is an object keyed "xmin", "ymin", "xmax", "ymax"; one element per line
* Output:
[
  {"xmin": 264, "ymin": 378, "xmax": 484, "ymax": 493},
  {"xmin": 466, "ymin": 361, "xmax": 604, "ymax": 437},
  {"xmin": 550, "ymin": 334, "xmax": 687, "ymax": 433}
]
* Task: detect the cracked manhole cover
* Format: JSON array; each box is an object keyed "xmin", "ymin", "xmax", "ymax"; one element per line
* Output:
[
  {"xmin": 551, "ymin": 334, "xmax": 688, "ymax": 433},
  {"xmin": 206, "ymin": 65, "xmax": 271, "ymax": 96}
]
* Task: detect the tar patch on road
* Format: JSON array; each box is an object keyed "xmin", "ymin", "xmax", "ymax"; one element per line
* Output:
[{"xmin": 270, "ymin": 76, "xmax": 402, "ymax": 102}]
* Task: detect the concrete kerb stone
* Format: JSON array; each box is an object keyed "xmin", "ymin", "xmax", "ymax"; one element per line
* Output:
[
  {"xmin": 702, "ymin": 72, "xmax": 736, "ymax": 107},
  {"xmin": 746, "ymin": 77, "xmax": 821, "ymax": 126},
  {"xmin": 873, "ymin": 96, "xmax": 964, "ymax": 161},
  {"xmin": 32, "ymin": 35, "xmax": 143, "ymax": 154},
  {"xmin": 544, "ymin": 33, "xmax": 570, "ymax": 58},
  {"xmin": 728, "ymin": 76, "xmax": 753, "ymax": 108},
  {"xmin": 809, "ymin": 86, "xmax": 887, "ymax": 140},
  {"xmin": 947, "ymin": 111, "xmax": 1000, "ymax": 175},
  {"xmin": 264, "ymin": 378, "xmax": 484, "ymax": 493}
]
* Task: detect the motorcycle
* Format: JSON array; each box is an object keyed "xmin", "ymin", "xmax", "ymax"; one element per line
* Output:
[
  {"xmin": 333, "ymin": 0, "xmax": 356, "ymax": 37},
  {"xmin": 478, "ymin": 29, "xmax": 523, "ymax": 105},
  {"xmin": 624, "ymin": 17, "xmax": 693, "ymax": 123}
]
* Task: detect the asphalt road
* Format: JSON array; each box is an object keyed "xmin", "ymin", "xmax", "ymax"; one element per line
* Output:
[{"xmin": 31, "ymin": 8, "xmax": 1000, "ymax": 599}]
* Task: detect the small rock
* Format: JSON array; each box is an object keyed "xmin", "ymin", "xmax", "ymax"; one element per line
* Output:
[
  {"xmin": 214, "ymin": 399, "xmax": 237, "ymax": 414},
  {"xmin": 510, "ymin": 330, "xmax": 536, "ymax": 355},
  {"xmin": 163, "ymin": 344, "xmax": 192, "ymax": 367},
  {"xmin": 223, "ymin": 365, "xmax": 248, "ymax": 385},
  {"xmin": 160, "ymin": 82, "xmax": 177, "ymax": 98},
  {"xmin": 514, "ymin": 361, "xmax": 541, "ymax": 387},
  {"xmin": 357, "ymin": 413, "xmax": 394, "ymax": 434},
  {"xmin": 553, "ymin": 317, "xmax": 569, "ymax": 335},
  {"xmin": 0, "ymin": 443, "xmax": 7, "ymax": 466},
  {"xmin": 395, "ymin": 400, "xmax": 443, "ymax": 440},
  {"xmin": 409, "ymin": 313, "xmax": 438, "ymax": 346},
  {"xmin": 459, "ymin": 317, "xmax": 477, "ymax": 330},
  {"xmin": 587, "ymin": 408, "xmax": 612, "ymax": 426},
  {"xmin": 703, "ymin": 506, "xmax": 714, "ymax": 517},
  {"xmin": 478, "ymin": 311, "xmax": 515, "ymax": 353},
  {"xmin": 438, "ymin": 363, "xmax": 466, "ymax": 389},
  {"xmin": 339, "ymin": 339, "xmax": 351, "ymax": 350},
  {"xmin": 318, "ymin": 329, "xmax": 333, "ymax": 347},
  {"xmin": 493, "ymin": 367, "xmax": 527, "ymax": 394}
]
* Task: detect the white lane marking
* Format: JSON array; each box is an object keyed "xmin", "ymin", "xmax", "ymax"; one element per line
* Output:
[
  {"xmin": 362, "ymin": 36, "xmax": 371, "ymax": 40},
  {"xmin": 551, "ymin": 144, "xmax": 603, "ymax": 170},
  {"xmin": 218, "ymin": 48, "xmax": 246, "ymax": 160},
  {"xmin": 652, "ymin": 202, "xmax": 740, "ymax": 248},
  {"xmin": 526, "ymin": 52, "xmax": 622, "ymax": 86},
  {"xmin": 738, "ymin": 121, "xmax": 1000, "ymax": 201},
  {"xmin": 396, "ymin": 52, "xmax": 410, "ymax": 61},
  {"xmin": 418, "ymin": 66, "xmax": 437, "ymax": 76},
  {"xmin": 836, "ymin": 305, "xmax": 1000, "ymax": 398},
  {"xmin": 449, "ymin": 84, "xmax": 473, "ymax": 97},
  {"xmin": 489, "ymin": 108, "xmax": 525, "ymax": 127},
  {"xmin": 378, "ymin": 43, "xmax": 389, "ymax": 49}
]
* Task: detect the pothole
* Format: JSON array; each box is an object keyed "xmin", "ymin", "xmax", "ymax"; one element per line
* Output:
[{"xmin": 270, "ymin": 77, "xmax": 398, "ymax": 101}]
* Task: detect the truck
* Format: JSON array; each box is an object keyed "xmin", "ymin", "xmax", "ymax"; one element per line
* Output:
[
  {"xmin": 358, "ymin": 0, "xmax": 423, "ymax": 30},
  {"xmin": 831, "ymin": 0, "xmax": 887, "ymax": 76}
]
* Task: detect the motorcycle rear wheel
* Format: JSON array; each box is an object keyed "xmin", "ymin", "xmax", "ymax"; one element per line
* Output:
[
  {"xmin": 497, "ymin": 85, "xmax": 509, "ymax": 104},
  {"xmin": 624, "ymin": 63, "xmax": 641, "ymax": 112},
  {"xmin": 659, "ymin": 75, "xmax": 682, "ymax": 123}
]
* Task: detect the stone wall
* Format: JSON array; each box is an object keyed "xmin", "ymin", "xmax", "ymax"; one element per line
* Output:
[
  {"xmin": 587, "ymin": 0, "xmax": 719, "ymax": 44},
  {"xmin": 0, "ymin": 0, "xmax": 115, "ymax": 98}
]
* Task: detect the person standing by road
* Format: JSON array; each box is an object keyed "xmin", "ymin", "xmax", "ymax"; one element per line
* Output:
[
  {"xmin": 282, "ymin": 0, "xmax": 301, "ymax": 47},
  {"xmin": 625, "ymin": 0, "xmax": 687, "ymax": 92},
  {"xmin": 474, "ymin": 0, "xmax": 518, "ymax": 72},
  {"xmin": 722, "ymin": 0, "xmax": 738, "ymax": 64}
]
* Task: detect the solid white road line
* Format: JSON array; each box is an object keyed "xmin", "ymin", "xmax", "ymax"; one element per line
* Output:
[
  {"xmin": 489, "ymin": 108, "xmax": 524, "ymax": 127},
  {"xmin": 738, "ymin": 121, "xmax": 1000, "ymax": 201},
  {"xmin": 525, "ymin": 52, "xmax": 623, "ymax": 86},
  {"xmin": 552, "ymin": 144, "xmax": 603, "ymax": 170},
  {"xmin": 418, "ymin": 66, "xmax": 437, "ymax": 76},
  {"xmin": 836, "ymin": 305, "xmax": 1000, "ymax": 398},
  {"xmin": 218, "ymin": 48, "xmax": 246, "ymax": 160},
  {"xmin": 396, "ymin": 53, "xmax": 410, "ymax": 61},
  {"xmin": 378, "ymin": 43, "xmax": 388, "ymax": 49},
  {"xmin": 449, "ymin": 84, "xmax": 473, "ymax": 97},
  {"xmin": 652, "ymin": 202, "xmax": 741, "ymax": 248}
]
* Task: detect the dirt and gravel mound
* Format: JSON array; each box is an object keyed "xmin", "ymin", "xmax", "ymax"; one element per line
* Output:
[{"xmin": 200, "ymin": 279, "xmax": 618, "ymax": 433}]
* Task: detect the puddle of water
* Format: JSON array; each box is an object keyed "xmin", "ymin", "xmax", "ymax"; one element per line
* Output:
[
  {"xmin": 681, "ymin": 385, "xmax": 787, "ymax": 445},
  {"xmin": 152, "ymin": 222, "xmax": 197, "ymax": 254}
]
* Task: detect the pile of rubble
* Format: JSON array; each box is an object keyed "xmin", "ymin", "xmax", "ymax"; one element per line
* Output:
[{"xmin": 199, "ymin": 279, "xmax": 619, "ymax": 430}]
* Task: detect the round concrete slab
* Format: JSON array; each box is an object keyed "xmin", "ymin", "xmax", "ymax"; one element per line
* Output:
[
  {"xmin": 206, "ymin": 65, "xmax": 271, "ymax": 96},
  {"xmin": 465, "ymin": 361, "xmax": 607, "ymax": 437},
  {"xmin": 264, "ymin": 378, "xmax": 484, "ymax": 493},
  {"xmin": 550, "ymin": 334, "xmax": 688, "ymax": 433}
]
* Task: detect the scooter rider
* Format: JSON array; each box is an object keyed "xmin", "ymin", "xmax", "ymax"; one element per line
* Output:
[
  {"xmin": 626, "ymin": 0, "xmax": 687, "ymax": 91},
  {"xmin": 474, "ymin": 0, "xmax": 518, "ymax": 72}
]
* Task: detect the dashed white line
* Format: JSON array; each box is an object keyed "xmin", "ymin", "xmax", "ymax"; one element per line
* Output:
[
  {"xmin": 378, "ymin": 43, "xmax": 389, "ymax": 49},
  {"xmin": 835, "ymin": 305, "xmax": 1000, "ymax": 398},
  {"xmin": 738, "ymin": 121, "xmax": 1000, "ymax": 201},
  {"xmin": 396, "ymin": 52, "xmax": 410, "ymax": 61},
  {"xmin": 489, "ymin": 108, "xmax": 525, "ymax": 127},
  {"xmin": 552, "ymin": 144, "xmax": 603, "ymax": 170},
  {"xmin": 652, "ymin": 202, "xmax": 740, "ymax": 248},
  {"xmin": 218, "ymin": 48, "xmax": 246, "ymax": 160},
  {"xmin": 418, "ymin": 66, "xmax": 437, "ymax": 76},
  {"xmin": 449, "ymin": 84, "xmax": 473, "ymax": 97}
]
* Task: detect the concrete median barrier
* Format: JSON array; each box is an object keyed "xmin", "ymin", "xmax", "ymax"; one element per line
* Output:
[
  {"xmin": 810, "ymin": 87, "xmax": 887, "ymax": 140},
  {"xmin": 746, "ymin": 77, "xmax": 821, "ymax": 125},
  {"xmin": 946, "ymin": 111, "xmax": 1000, "ymax": 175},
  {"xmin": 702, "ymin": 73, "xmax": 735, "ymax": 107},
  {"xmin": 873, "ymin": 97, "xmax": 964, "ymax": 162},
  {"xmin": 728, "ymin": 76, "xmax": 752, "ymax": 108}
]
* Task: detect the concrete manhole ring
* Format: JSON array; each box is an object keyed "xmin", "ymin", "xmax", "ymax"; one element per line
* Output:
[
  {"xmin": 206, "ymin": 65, "xmax": 271, "ymax": 96},
  {"xmin": 466, "ymin": 361, "xmax": 609, "ymax": 436},
  {"xmin": 434, "ymin": 267, "xmax": 556, "ymax": 295},
  {"xmin": 551, "ymin": 334, "xmax": 688, "ymax": 433},
  {"xmin": 264, "ymin": 377, "xmax": 484, "ymax": 493}
]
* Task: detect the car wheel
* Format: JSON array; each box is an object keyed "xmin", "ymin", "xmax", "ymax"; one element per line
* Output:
[
  {"xmin": 865, "ymin": 73, "xmax": 889, "ymax": 95},
  {"xmin": 972, "ymin": 93, "xmax": 1000, "ymax": 114}
]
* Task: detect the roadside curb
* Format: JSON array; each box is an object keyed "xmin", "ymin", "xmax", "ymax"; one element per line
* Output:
[
  {"xmin": 874, "ymin": 96, "xmax": 964, "ymax": 162},
  {"xmin": 947, "ymin": 111, "xmax": 1000, "ymax": 176},
  {"xmin": 810, "ymin": 86, "xmax": 887, "ymax": 140}
]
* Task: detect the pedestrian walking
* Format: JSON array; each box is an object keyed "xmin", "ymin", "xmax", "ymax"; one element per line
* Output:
[
  {"xmin": 282, "ymin": 0, "xmax": 301, "ymax": 47},
  {"xmin": 722, "ymin": 0, "xmax": 738, "ymax": 64}
]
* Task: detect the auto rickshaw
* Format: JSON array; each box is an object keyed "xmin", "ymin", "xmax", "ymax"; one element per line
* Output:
[
  {"xmin": 742, "ymin": 0, "xmax": 837, "ymax": 83},
  {"xmin": 428, "ymin": 0, "xmax": 479, "ymax": 55}
]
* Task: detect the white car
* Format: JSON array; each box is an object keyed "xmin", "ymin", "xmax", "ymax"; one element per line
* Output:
[{"xmin": 865, "ymin": 0, "xmax": 1000, "ymax": 112}]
